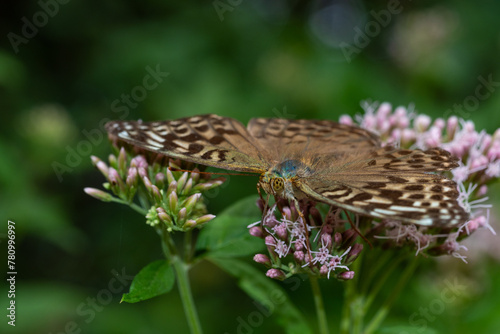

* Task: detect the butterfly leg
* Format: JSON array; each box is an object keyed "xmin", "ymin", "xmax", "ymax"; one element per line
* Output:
[
  {"xmin": 257, "ymin": 183, "xmax": 270, "ymax": 222},
  {"xmin": 342, "ymin": 209, "xmax": 372, "ymax": 248}
]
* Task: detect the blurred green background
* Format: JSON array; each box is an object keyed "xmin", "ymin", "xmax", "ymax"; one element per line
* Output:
[{"xmin": 1, "ymin": 1, "xmax": 500, "ymax": 333}]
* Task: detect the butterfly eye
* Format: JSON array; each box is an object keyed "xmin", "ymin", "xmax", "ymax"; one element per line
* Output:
[{"xmin": 272, "ymin": 177, "xmax": 284, "ymax": 192}]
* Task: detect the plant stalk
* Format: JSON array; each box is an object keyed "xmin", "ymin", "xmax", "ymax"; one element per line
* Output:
[{"xmin": 310, "ymin": 275, "xmax": 330, "ymax": 334}]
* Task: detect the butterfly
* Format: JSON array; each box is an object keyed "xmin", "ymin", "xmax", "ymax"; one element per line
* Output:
[{"xmin": 105, "ymin": 114, "xmax": 469, "ymax": 226}]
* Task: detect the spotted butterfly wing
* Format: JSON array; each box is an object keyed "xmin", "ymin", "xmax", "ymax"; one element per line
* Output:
[
  {"xmin": 247, "ymin": 117, "xmax": 381, "ymax": 156},
  {"xmin": 106, "ymin": 114, "xmax": 270, "ymax": 173},
  {"xmin": 295, "ymin": 147, "xmax": 468, "ymax": 225},
  {"xmin": 106, "ymin": 115, "xmax": 468, "ymax": 226}
]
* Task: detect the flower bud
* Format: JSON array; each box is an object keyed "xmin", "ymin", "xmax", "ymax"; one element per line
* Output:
[
  {"xmin": 477, "ymin": 185, "xmax": 488, "ymax": 197},
  {"xmin": 182, "ymin": 219, "xmax": 197, "ymax": 229},
  {"xmin": 249, "ymin": 226, "xmax": 264, "ymax": 238},
  {"xmin": 294, "ymin": 250, "xmax": 305, "ymax": 263},
  {"xmin": 253, "ymin": 254, "xmax": 271, "ymax": 267},
  {"xmin": 177, "ymin": 207, "xmax": 187, "ymax": 223},
  {"xmin": 266, "ymin": 269, "xmax": 286, "ymax": 280},
  {"xmin": 281, "ymin": 207, "xmax": 292, "ymax": 220},
  {"xmin": 126, "ymin": 167, "xmax": 138, "ymax": 187},
  {"xmin": 190, "ymin": 169, "xmax": 200, "ymax": 183},
  {"xmin": 152, "ymin": 185, "xmax": 162, "ymax": 203},
  {"xmin": 90, "ymin": 155, "xmax": 101, "ymax": 166},
  {"xmin": 156, "ymin": 207, "xmax": 172, "ymax": 223},
  {"xmin": 166, "ymin": 168, "xmax": 175, "ymax": 184},
  {"xmin": 96, "ymin": 161, "xmax": 109, "ymax": 178},
  {"xmin": 177, "ymin": 172, "xmax": 189, "ymax": 193},
  {"xmin": 155, "ymin": 172, "xmax": 166, "ymax": 189},
  {"xmin": 337, "ymin": 271, "xmax": 355, "ymax": 280},
  {"xmin": 84, "ymin": 187, "xmax": 113, "ymax": 202},
  {"xmin": 142, "ymin": 176, "xmax": 154, "ymax": 192},
  {"xmin": 274, "ymin": 225, "xmax": 287, "ymax": 240},
  {"xmin": 446, "ymin": 116, "xmax": 459, "ymax": 139},
  {"xmin": 184, "ymin": 193, "xmax": 201, "ymax": 213},
  {"xmin": 339, "ymin": 115, "xmax": 353, "ymax": 125},
  {"xmin": 182, "ymin": 179, "xmax": 193, "ymax": 195},
  {"xmin": 118, "ymin": 147, "xmax": 127, "ymax": 174},
  {"xmin": 345, "ymin": 243, "xmax": 363, "ymax": 263},
  {"xmin": 168, "ymin": 191, "xmax": 178, "ymax": 211},
  {"xmin": 108, "ymin": 154, "xmax": 117, "ymax": 168},
  {"xmin": 377, "ymin": 102, "xmax": 392, "ymax": 119},
  {"xmin": 131, "ymin": 155, "xmax": 148, "ymax": 169},
  {"xmin": 166, "ymin": 180, "xmax": 178, "ymax": 196},
  {"xmin": 138, "ymin": 166, "xmax": 148, "ymax": 179},
  {"xmin": 334, "ymin": 232, "xmax": 342, "ymax": 246},
  {"xmin": 108, "ymin": 167, "xmax": 125, "ymax": 194},
  {"xmin": 320, "ymin": 233, "xmax": 332, "ymax": 248},
  {"xmin": 415, "ymin": 115, "xmax": 431, "ymax": 132},
  {"xmin": 195, "ymin": 214, "xmax": 216, "ymax": 226}
]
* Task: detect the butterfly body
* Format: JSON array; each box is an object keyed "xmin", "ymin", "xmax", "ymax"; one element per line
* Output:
[
  {"xmin": 106, "ymin": 114, "xmax": 469, "ymax": 227},
  {"xmin": 259, "ymin": 159, "xmax": 312, "ymax": 201}
]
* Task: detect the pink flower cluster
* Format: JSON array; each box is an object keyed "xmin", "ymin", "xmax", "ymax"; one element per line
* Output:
[
  {"xmin": 340, "ymin": 101, "xmax": 498, "ymax": 261},
  {"xmin": 250, "ymin": 199, "xmax": 361, "ymax": 280},
  {"xmin": 85, "ymin": 147, "xmax": 222, "ymax": 231}
]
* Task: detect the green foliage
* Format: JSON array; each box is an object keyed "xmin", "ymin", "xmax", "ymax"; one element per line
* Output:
[
  {"xmin": 196, "ymin": 195, "xmax": 264, "ymax": 257},
  {"xmin": 211, "ymin": 257, "xmax": 312, "ymax": 334},
  {"xmin": 122, "ymin": 260, "xmax": 175, "ymax": 303}
]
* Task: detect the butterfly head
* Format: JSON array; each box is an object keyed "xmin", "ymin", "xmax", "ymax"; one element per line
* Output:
[
  {"xmin": 259, "ymin": 159, "xmax": 312, "ymax": 200},
  {"xmin": 259, "ymin": 173, "xmax": 291, "ymax": 199}
]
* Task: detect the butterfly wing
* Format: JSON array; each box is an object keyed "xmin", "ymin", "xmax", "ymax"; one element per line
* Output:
[
  {"xmin": 247, "ymin": 118, "xmax": 380, "ymax": 156},
  {"xmin": 297, "ymin": 146, "xmax": 469, "ymax": 226},
  {"xmin": 106, "ymin": 114, "xmax": 271, "ymax": 173}
]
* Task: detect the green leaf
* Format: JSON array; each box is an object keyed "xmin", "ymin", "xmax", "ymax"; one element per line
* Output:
[
  {"xmin": 210, "ymin": 257, "xmax": 312, "ymax": 334},
  {"xmin": 196, "ymin": 195, "xmax": 264, "ymax": 257},
  {"xmin": 121, "ymin": 260, "xmax": 175, "ymax": 303}
]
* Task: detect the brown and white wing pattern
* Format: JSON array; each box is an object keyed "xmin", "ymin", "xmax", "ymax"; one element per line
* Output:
[
  {"xmin": 106, "ymin": 114, "xmax": 270, "ymax": 173},
  {"xmin": 298, "ymin": 146, "xmax": 469, "ymax": 226},
  {"xmin": 247, "ymin": 118, "xmax": 380, "ymax": 156}
]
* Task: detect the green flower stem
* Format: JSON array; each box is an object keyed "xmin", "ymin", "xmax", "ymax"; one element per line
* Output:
[
  {"xmin": 340, "ymin": 250, "xmax": 363, "ymax": 334},
  {"xmin": 109, "ymin": 197, "xmax": 149, "ymax": 215},
  {"xmin": 172, "ymin": 254, "xmax": 203, "ymax": 334},
  {"xmin": 363, "ymin": 252, "xmax": 407, "ymax": 311},
  {"xmin": 309, "ymin": 275, "xmax": 329, "ymax": 334},
  {"xmin": 184, "ymin": 229, "xmax": 194, "ymax": 262},
  {"xmin": 115, "ymin": 188, "xmax": 203, "ymax": 333},
  {"xmin": 160, "ymin": 228, "xmax": 203, "ymax": 334},
  {"xmin": 364, "ymin": 258, "xmax": 419, "ymax": 334}
]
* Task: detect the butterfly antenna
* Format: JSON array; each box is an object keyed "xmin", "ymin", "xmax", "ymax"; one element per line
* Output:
[
  {"xmin": 343, "ymin": 209, "xmax": 373, "ymax": 249},
  {"xmin": 169, "ymin": 167, "xmax": 255, "ymax": 177}
]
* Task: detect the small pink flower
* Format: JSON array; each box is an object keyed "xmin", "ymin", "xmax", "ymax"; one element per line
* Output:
[
  {"xmin": 339, "ymin": 115, "xmax": 353, "ymax": 125},
  {"xmin": 485, "ymin": 160, "xmax": 500, "ymax": 178},
  {"xmin": 415, "ymin": 115, "xmax": 431, "ymax": 132}
]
